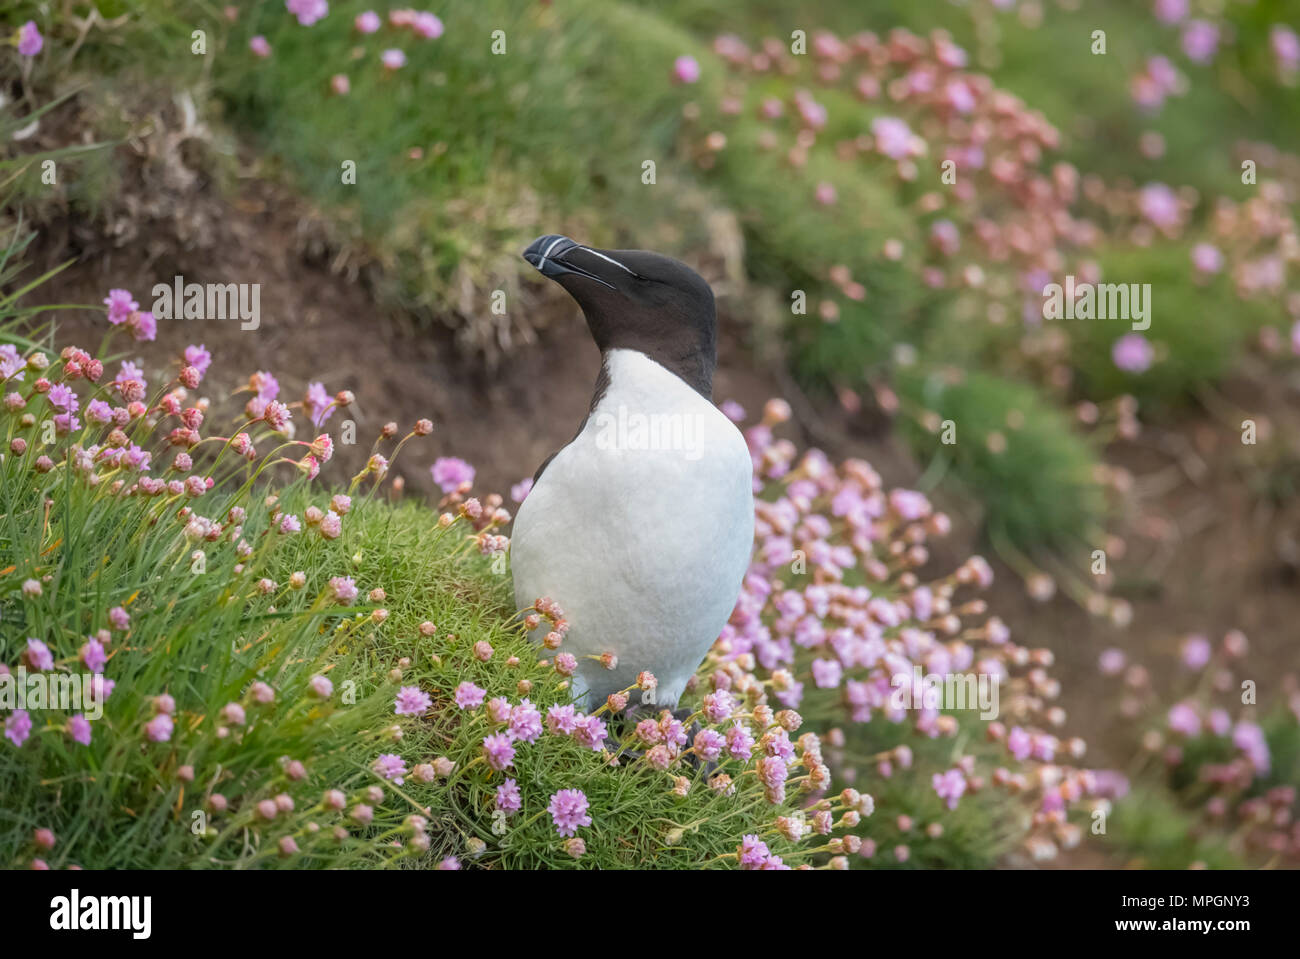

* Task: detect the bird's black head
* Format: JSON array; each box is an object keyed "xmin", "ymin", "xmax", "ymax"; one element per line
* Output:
[{"xmin": 523, "ymin": 234, "xmax": 717, "ymax": 398}]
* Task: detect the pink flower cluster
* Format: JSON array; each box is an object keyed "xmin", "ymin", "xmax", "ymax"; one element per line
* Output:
[{"xmin": 1099, "ymin": 633, "xmax": 1299, "ymax": 864}]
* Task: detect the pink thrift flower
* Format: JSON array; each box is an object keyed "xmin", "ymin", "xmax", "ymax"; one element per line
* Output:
[
  {"xmin": 508, "ymin": 699, "xmax": 543, "ymax": 743},
  {"xmin": 5, "ymin": 709, "xmax": 32, "ymax": 747},
  {"xmin": 355, "ymin": 11, "xmax": 381, "ymax": 33},
  {"xmin": 304, "ymin": 381, "xmax": 334, "ymax": 426},
  {"xmin": 1191, "ymin": 243, "xmax": 1223, "ymax": 274},
  {"xmin": 1180, "ymin": 634, "xmax": 1212, "ymax": 670},
  {"xmin": 1154, "ymin": 0, "xmax": 1188, "ymax": 25},
  {"xmin": 720, "ymin": 400, "xmax": 745, "ymax": 422},
  {"xmin": 738, "ymin": 834, "xmax": 771, "ymax": 869},
  {"xmin": 431, "ymin": 457, "xmax": 475, "ymax": 493},
  {"xmin": 1182, "ymin": 20, "xmax": 1219, "ymax": 64},
  {"xmin": 184, "ymin": 344, "xmax": 212, "ymax": 377},
  {"xmin": 496, "ymin": 778, "xmax": 522, "ymax": 814},
  {"xmin": 757, "ymin": 756, "xmax": 788, "ymax": 791},
  {"xmin": 329, "ymin": 576, "xmax": 358, "ymax": 604},
  {"xmin": 510, "ymin": 477, "xmax": 533, "ymax": 503},
  {"xmin": 250, "ymin": 35, "xmax": 271, "ymax": 57},
  {"xmin": 794, "ymin": 91, "xmax": 827, "ymax": 128},
  {"xmin": 455, "ymin": 682, "xmax": 486, "ymax": 709},
  {"xmin": 373, "ymin": 753, "xmax": 407, "ymax": 783},
  {"xmin": 573, "ymin": 714, "xmax": 608, "ymax": 751},
  {"xmin": 91, "ymin": 675, "xmax": 116, "ymax": 702},
  {"xmin": 308, "ymin": 675, "xmax": 334, "ymax": 698},
  {"xmin": 381, "ymin": 48, "xmax": 406, "ymax": 70},
  {"xmin": 145, "ymin": 713, "xmax": 174, "ymax": 743},
  {"xmin": 811, "ymin": 657, "xmax": 843, "ymax": 689},
  {"xmin": 319, "ymin": 510, "xmax": 343, "ymax": 539},
  {"xmin": 220, "ymin": 702, "xmax": 246, "ymax": 726},
  {"xmin": 1138, "ymin": 182, "xmax": 1180, "ymax": 228},
  {"xmin": 395, "ymin": 685, "xmax": 432, "ymax": 716},
  {"xmin": 702, "ymin": 690, "xmax": 735, "ymax": 722},
  {"xmin": 1272, "ymin": 25, "xmax": 1300, "ymax": 76},
  {"xmin": 726, "ymin": 722, "xmax": 755, "ymax": 761},
  {"xmin": 80, "ymin": 638, "xmax": 107, "ymax": 673},
  {"xmin": 546, "ymin": 703, "xmax": 580, "ymax": 735},
  {"xmin": 17, "ymin": 21, "xmax": 43, "ymax": 57},
  {"xmin": 1168, "ymin": 702, "xmax": 1201, "ymax": 737},
  {"xmin": 1207, "ymin": 708, "xmax": 1232, "ymax": 737},
  {"xmin": 1146, "ymin": 55, "xmax": 1180, "ymax": 95},
  {"xmin": 413, "ymin": 12, "xmax": 443, "ymax": 38},
  {"xmin": 67, "ymin": 714, "xmax": 92, "ymax": 746},
  {"xmin": 932, "ymin": 768, "xmax": 967, "ymax": 809},
  {"xmin": 104, "ymin": 289, "xmax": 137, "ymax": 324},
  {"xmin": 546, "ymin": 788, "xmax": 592, "ymax": 837},
  {"xmin": 47, "ymin": 383, "xmax": 78, "ymax": 412},
  {"xmin": 263, "ymin": 400, "xmax": 291, "ymax": 431},
  {"xmin": 1006, "ymin": 725, "xmax": 1033, "ymax": 760},
  {"xmin": 24, "ymin": 638, "xmax": 54, "ymax": 671},
  {"xmin": 487, "ymin": 696, "xmax": 512, "ymax": 724},
  {"xmin": 250, "ymin": 370, "xmax": 280, "ymax": 400},
  {"xmin": 286, "ymin": 0, "xmax": 329, "ymax": 27},
  {"xmin": 872, "ymin": 116, "xmax": 914, "ymax": 160},
  {"xmin": 693, "ymin": 728, "xmax": 725, "ymax": 762},
  {"xmin": 482, "ymin": 733, "xmax": 516, "ymax": 771},
  {"xmin": 1233, "ymin": 721, "xmax": 1270, "ymax": 775},
  {"xmin": 673, "ymin": 55, "xmax": 701, "ymax": 84},
  {"xmin": 1098, "ymin": 648, "xmax": 1126, "ymax": 675},
  {"xmin": 129, "ymin": 310, "xmax": 156, "ymax": 342},
  {"xmin": 1112, "ymin": 333, "xmax": 1154, "ymax": 373}
]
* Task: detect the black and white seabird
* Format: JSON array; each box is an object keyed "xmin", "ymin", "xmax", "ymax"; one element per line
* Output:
[{"xmin": 512, "ymin": 235, "xmax": 754, "ymax": 710}]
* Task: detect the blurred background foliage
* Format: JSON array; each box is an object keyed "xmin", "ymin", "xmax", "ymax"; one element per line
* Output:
[
  {"xmin": 3, "ymin": 0, "xmax": 1300, "ymax": 872},
  {"xmin": 5, "ymin": 1, "xmax": 1298, "ymax": 559}
]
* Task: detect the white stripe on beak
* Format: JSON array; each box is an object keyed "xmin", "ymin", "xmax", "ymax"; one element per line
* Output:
[
  {"xmin": 579, "ymin": 247, "xmax": 638, "ymax": 276},
  {"xmin": 535, "ymin": 236, "xmax": 568, "ymax": 273}
]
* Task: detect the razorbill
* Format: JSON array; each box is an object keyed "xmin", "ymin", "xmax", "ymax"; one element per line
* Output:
[{"xmin": 512, "ymin": 234, "xmax": 754, "ymax": 711}]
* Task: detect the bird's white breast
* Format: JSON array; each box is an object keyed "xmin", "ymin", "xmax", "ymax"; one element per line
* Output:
[{"xmin": 510, "ymin": 349, "xmax": 755, "ymax": 708}]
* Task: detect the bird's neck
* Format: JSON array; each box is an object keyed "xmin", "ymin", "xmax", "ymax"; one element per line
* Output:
[{"xmin": 590, "ymin": 346, "xmax": 713, "ymax": 414}]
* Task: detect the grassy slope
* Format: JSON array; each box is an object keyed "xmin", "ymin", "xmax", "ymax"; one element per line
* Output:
[
  {"xmin": 0, "ymin": 473, "xmax": 764, "ymax": 868},
  {"xmin": 0, "ymin": 447, "xmax": 1028, "ymax": 870}
]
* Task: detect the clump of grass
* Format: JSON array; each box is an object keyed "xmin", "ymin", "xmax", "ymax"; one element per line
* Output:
[
  {"xmin": 894, "ymin": 365, "xmax": 1107, "ymax": 552},
  {"xmin": 1071, "ymin": 240, "xmax": 1287, "ymax": 408},
  {"xmin": 209, "ymin": 0, "xmax": 726, "ymax": 358},
  {"xmin": 1091, "ymin": 636, "xmax": 1300, "ymax": 868}
]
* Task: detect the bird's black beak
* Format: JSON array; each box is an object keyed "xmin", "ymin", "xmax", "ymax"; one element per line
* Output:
[{"xmin": 522, "ymin": 234, "xmax": 636, "ymax": 290}]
